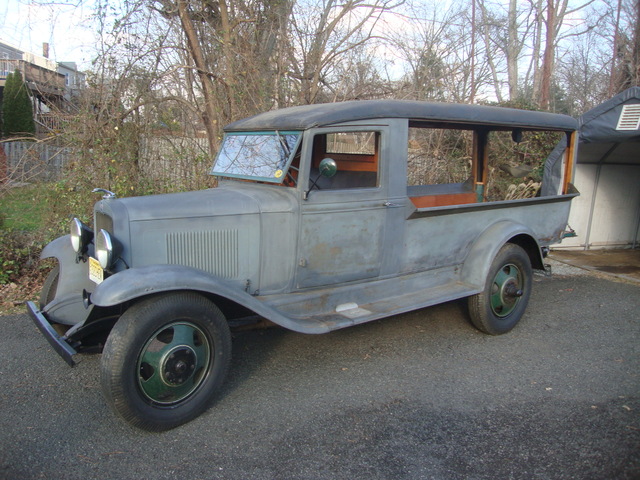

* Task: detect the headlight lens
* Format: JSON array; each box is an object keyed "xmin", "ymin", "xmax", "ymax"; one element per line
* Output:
[
  {"xmin": 95, "ymin": 229, "xmax": 114, "ymax": 269},
  {"xmin": 70, "ymin": 218, "xmax": 93, "ymax": 254}
]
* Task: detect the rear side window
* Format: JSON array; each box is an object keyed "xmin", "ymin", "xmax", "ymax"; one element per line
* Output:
[
  {"xmin": 407, "ymin": 123, "xmax": 565, "ymax": 207},
  {"xmin": 487, "ymin": 130, "xmax": 563, "ymax": 201}
]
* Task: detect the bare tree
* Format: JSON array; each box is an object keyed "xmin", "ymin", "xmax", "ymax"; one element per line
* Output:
[
  {"xmin": 390, "ymin": 2, "xmax": 489, "ymax": 102},
  {"xmin": 288, "ymin": 0, "xmax": 401, "ymax": 104},
  {"xmin": 151, "ymin": 0, "xmax": 296, "ymax": 147},
  {"xmin": 608, "ymin": 0, "xmax": 640, "ymax": 93}
]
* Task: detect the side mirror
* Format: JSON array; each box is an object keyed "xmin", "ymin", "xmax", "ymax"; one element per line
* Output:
[
  {"xmin": 319, "ymin": 158, "xmax": 337, "ymax": 178},
  {"xmin": 304, "ymin": 158, "xmax": 339, "ymax": 200},
  {"xmin": 511, "ymin": 129, "xmax": 523, "ymax": 143}
]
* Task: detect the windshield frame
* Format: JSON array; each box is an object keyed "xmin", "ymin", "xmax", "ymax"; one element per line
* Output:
[{"xmin": 210, "ymin": 130, "xmax": 303, "ymax": 184}]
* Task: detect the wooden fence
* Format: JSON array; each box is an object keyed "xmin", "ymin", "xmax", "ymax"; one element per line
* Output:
[
  {"xmin": 139, "ymin": 136, "xmax": 210, "ymax": 184},
  {"xmin": 0, "ymin": 136, "xmax": 211, "ymax": 186},
  {"xmin": 1, "ymin": 141, "xmax": 73, "ymax": 183}
]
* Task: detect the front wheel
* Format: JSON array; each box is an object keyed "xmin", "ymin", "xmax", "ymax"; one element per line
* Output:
[
  {"xmin": 468, "ymin": 243, "xmax": 533, "ymax": 335},
  {"xmin": 100, "ymin": 292, "xmax": 232, "ymax": 431}
]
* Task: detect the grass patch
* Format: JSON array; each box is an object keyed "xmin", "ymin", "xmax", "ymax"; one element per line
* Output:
[
  {"xmin": 0, "ymin": 183, "xmax": 51, "ymax": 231},
  {"xmin": 0, "ymin": 183, "xmax": 62, "ymax": 314}
]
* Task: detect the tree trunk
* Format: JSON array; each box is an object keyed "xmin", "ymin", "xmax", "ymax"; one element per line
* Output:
[
  {"xmin": 540, "ymin": 0, "xmax": 556, "ymax": 109},
  {"xmin": 177, "ymin": 0, "xmax": 219, "ymax": 155},
  {"xmin": 633, "ymin": 0, "xmax": 640, "ymax": 88},
  {"xmin": 479, "ymin": 0, "xmax": 504, "ymax": 103},
  {"xmin": 506, "ymin": 0, "xmax": 519, "ymax": 100},
  {"xmin": 470, "ymin": 0, "xmax": 476, "ymax": 103},
  {"xmin": 530, "ymin": 0, "xmax": 544, "ymax": 102},
  {"xmin": 609, "ymin": 0, "xmax": 623, "ymax": 95},
  {"xmin": 217, "ymin": 0, "xmax": 236, "ymax": 119}
]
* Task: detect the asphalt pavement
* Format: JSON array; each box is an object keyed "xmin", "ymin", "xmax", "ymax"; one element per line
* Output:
[{"xmin": 1, "ymin": 265, "xmax": 638, "ymax": 480}]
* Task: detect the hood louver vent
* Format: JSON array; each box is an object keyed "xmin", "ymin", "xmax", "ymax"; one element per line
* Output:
[
  {"xmin": 616, "ymin": 104, "xmax": 640, "ymax": 131},
  {"xmin": 167, "ymin": 230, "xmax": 239, "ymax": 278}
]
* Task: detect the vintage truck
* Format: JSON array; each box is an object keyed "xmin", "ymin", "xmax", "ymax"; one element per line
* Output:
[{"xmin": 27, "ymin": 100, "xmax": 579, "ymax": 430}]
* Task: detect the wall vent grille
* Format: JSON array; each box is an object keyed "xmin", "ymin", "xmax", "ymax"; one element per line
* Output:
[
  {"xmin": 167, "ymin": 230, "xmax": 239, "ymax": 278},
  {"xmin": 616, "ymin": 104, "xmax": 640, "ymax": 131}
]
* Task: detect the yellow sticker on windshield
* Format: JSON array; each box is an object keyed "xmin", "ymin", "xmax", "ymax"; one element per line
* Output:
[{"xmin": 274, "ymin": 169, "xmax": 283, "ymax": 178}]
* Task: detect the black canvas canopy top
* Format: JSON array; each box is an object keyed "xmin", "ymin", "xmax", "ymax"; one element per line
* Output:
[
  {"xmin": 543, "ymin": 87, "xmax": 640, "ymax": 196},
  {"xmin": 576, "ymin": 86, "xmax": 640, "ymax": 165},
  {"xmin": 225, "ymin": 99, "xmax": 578, "ymax": 132}
]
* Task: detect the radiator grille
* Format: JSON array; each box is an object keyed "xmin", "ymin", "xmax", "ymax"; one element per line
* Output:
[
  {"xmin": 166, "ymin": 230, "xmax": 239, "ymax": 278},
  {"xmin": 95, "ymin": 212, "xmax": 113, "ymax": 233}
]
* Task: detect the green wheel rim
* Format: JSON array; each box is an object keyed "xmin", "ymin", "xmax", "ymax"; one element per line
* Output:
[
  {"xmin": 490, "ymin": 263, "xmax": 523, "ymax": 318},
  {"xmin": 137, "ymin": 322, "xmax": 211, "ymax": 405}
]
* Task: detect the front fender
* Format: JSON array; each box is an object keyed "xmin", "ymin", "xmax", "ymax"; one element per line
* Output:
[
  {"xmin": 40, "ymin": 235, "xmax": 96, "ymax": 325},
  {"xmin": 90, "ymin": 265, "xmax": 329, "ymax": 334},
  {"xmin": 461, "ymin": 221, "xmax": 543, "ymax": 289},
  {"xmin": 41, "ymin": 235, "xmax": 95, "ymax": 293}
]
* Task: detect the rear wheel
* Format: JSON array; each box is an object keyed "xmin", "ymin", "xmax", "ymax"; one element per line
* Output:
[
  {"xmin": 468, "ymin": 243, "xmax": 533, "ymax": 335},
  {"xmin": 100, "ymin": 291, "xmax": 232, "ymax": 431}
]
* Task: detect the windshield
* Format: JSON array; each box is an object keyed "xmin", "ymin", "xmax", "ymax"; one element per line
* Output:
[{"xmin": 211, "ymin": 131, "xmax": 302, "ymax": 183}]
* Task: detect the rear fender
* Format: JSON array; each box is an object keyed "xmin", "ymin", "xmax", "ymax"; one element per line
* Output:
[{"xmin": 462, "ymin": 221, "xmax": 544, "ymax": 289}]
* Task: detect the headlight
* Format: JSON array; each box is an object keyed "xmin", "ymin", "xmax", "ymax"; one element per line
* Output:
[
  {"xmin": 70, "ymin": 218, "xmax": 93, "ymax": 254},
  {"xmin": 95, "ymin": 229, "xmax": 118, "ymax": 269}
]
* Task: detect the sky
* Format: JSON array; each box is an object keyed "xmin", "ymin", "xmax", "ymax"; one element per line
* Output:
[{"xmin": 0, "ymin": 0, "xmax": 96, "ymax": 68}]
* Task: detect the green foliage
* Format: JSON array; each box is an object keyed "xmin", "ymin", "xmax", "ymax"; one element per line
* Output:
[
  {"xmin": 0, "ymin": 229, "xmax": 48, "ymax": 285},
  {"xmin": 0, "ymin": 185, "xmax": 55, "ymax": 285},
  {"xmin": 2, "ymin": 70, "xmax": 35, "ymax": 137}
]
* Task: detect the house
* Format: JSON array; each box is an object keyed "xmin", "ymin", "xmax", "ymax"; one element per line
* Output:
[{"xmin": 0, "ymin": 39, "xmax": 85, "ymax": 132}]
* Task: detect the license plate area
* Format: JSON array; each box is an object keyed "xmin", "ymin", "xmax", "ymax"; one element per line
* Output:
[{"xmin": 89, "ymin": 256, "xmax": 104, "ymax": 284}]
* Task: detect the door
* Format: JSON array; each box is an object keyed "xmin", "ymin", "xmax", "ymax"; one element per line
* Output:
[{"xmin": 296, "ymin": 129, "xmax": 389, "ymax": 289}]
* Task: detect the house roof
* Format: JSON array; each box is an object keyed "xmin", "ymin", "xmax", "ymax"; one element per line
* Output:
[{"xmin": 224, "ymin": 100, "xmax": 578, "ymax": 132}]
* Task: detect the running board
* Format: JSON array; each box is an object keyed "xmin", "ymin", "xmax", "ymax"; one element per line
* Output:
[
  {"xmin": 262, "ymin": 267, "xmax": 480, "ymax": 332},
  {"xmin": 296, "ymin": 281, "xmax": 476, "ymax": 331}
]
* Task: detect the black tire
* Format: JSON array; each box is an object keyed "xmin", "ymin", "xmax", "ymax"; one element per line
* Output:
[
  {"xmin": 39, "ymin": 263, "xmax": 60, "ymax": 310},
  {"xmin": 468, "ymin": 243, "xmax": 533, "ymax": 335},
  {"xmin": 100, "ymin": 291, "xmax": 232, "ymax": 431}
]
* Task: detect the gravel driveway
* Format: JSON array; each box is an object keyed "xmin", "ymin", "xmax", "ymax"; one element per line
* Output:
[{"xmin": 1, "ymin": 265, "xmax": 638, "ymax": 480}]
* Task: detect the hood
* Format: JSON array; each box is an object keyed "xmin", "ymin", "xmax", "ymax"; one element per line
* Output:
[{"xmin": 99, "ymin": 181, "xmax": 297, "ymax": 222}]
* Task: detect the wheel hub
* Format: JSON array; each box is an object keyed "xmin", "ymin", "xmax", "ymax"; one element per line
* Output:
[
  {"xmin": 137, "ymin": 321, "xmax": 211, "ymax": 404},
  {"xmin": 162, "ymin": 347, "xmax": 197, "ymax": 386},
  {"xmin": 501, "ymin": 278, "xmax": 523, "ymax": 303},
  {"xmin": 491, "ymin": 263, "xmax": 523, "ymax": 317}
]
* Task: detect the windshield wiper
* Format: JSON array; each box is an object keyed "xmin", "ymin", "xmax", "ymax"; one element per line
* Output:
[{"xmin": 275, "ymin": 130, "xmax": 291, "ymax": 158}]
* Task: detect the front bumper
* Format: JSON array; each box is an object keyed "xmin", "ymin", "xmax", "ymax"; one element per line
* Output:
[{"xmin": 26, "ymin": 301, "xmax": 77, "ymax": 367}]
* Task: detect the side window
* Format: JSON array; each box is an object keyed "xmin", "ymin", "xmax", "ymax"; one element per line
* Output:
[
  {"xmin": 486, "ymin": 130, "xmax": 564, "ymax": 202},
  {"xmin": 309, "ymin": 131, "xmax": 379, "ymax": 190},
  {"xmin": 408, "ymin": 127, "xmax": 473, "ymax": 186},
  {"xmin": 407, "ymin": 126, "xmax": 477, "ymax": 207},
  {"xmin": 407, "ymin": 124, "xmax": 564, "ymax": 207}
]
